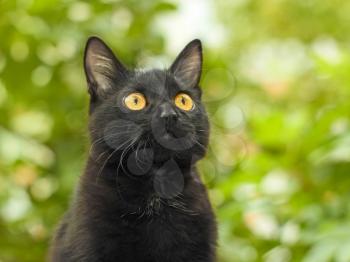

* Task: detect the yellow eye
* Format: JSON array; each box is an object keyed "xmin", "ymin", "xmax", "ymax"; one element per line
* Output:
[
  {"xmin": 174, "ymin": 93, "xmax": 194, "ymax": 111},
  {"xmin": 124, "ymin": 92, "xmax": 146, "ymax": 111}
]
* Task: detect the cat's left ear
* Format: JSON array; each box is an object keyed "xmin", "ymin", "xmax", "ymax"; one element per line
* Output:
[
  {"xmin": 84, "ymin": 36, "xmax": 128, "ymax": 100},
  {"xmin": 170, "ymin": 39, "xmax": 202, "ymax": 89}
]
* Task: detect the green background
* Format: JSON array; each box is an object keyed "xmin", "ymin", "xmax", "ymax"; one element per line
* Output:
[{"xmin": 1, "ymin": 0, "xmax": 350, "ymax": 261}]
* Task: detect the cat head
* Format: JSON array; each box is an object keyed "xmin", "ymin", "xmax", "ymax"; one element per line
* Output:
[{"xmin": 84, "ymin": 37, "xmax": 209, "ymax": 173}]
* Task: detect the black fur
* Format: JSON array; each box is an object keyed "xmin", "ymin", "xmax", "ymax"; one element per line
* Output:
[{"xmin": 49, "ymin": 37, "xmax": 217, "ymax": 262}]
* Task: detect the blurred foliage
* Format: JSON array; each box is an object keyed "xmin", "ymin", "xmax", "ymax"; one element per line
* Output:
[{"xmin": 1, "ymin": 0, "xmax": 350, "ymax": 261}]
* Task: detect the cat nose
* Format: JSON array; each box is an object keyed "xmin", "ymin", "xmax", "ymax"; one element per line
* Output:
[{"xmin": 159, "ymin": 103, "xmax": 177, "ymax": 120}]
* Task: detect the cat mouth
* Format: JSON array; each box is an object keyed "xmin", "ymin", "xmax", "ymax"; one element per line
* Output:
[
  {"xmin": 163, "ymin": 130, "xmax": 181, "ymax": 139},
  {"xmin": 164, "ymin": 124, "xmax": 189, "ymax": 137},
  {"xmin": 153, "ymin": 129, "xmax": 196, "ymax": 152},
  {"xmin": 160, "ymin": 128, "xmax": 192, "ymax": 142}
]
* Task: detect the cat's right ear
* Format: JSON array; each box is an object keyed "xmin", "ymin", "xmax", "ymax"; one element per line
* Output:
[{"xmin": 84, "ymin": 37, "xmax": 128, "ymax": 100}]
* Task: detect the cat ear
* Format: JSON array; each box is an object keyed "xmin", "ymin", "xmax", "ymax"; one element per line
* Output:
[
  {"xmin": 170, "ymin": 39, "xmax": 202, "ymax": 88},
  {"xmin": 84, "ymin": 36, "xmax": 128, "ymax": 99}
]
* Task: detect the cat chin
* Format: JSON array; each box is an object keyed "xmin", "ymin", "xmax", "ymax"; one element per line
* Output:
[{"xmin": 152, "ymin": 154, "xmax": 175, "ymax": 164}]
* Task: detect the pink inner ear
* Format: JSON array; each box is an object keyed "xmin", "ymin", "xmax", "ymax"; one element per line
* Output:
[
  {"xmin": 90, "ymin": 54, "xmax": 115, "ymax": 90},
  {"xmin": 84, "ymin": 37, "xmax": 128, "ymax": 95},
  {"xmin": 170, "ymin": 40, "xmax": 202, "ymax": 88},
  {"xmin": 174, "ymin": 55, "xmax": 201, "ymax": 87}
]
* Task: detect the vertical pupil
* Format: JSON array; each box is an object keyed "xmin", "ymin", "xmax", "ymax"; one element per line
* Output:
[
  {"xmin": 133, "ymin": 97, "xmax": 138, "ymax": 104},
  {"xmin": 181, "ymin": 96, "xmax": 186, "ymax": 105}
]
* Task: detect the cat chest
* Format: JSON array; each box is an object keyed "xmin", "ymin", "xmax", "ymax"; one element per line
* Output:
[{"xmin": 143, "ymin": 212, "xmax": 204, "ymax": 252}]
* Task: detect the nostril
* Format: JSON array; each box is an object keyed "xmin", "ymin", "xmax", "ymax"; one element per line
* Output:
[
  {"xmin": 159, "ymin": 106, "xmax": 178, "ymax": 132},
  {"xmin": 161, "ymin": 112, "xmax": 177, "ymax": 122},
  {"xmin": 159, "ymin": 103, "xmax": 177, "ymax": 119},
  {"xmin": 160, "ymin": 110, "xmax": 176, "ymax": 119},
  {"xmin": 164, "ymin": 114, "xmax": 177, "ymax": 129}
]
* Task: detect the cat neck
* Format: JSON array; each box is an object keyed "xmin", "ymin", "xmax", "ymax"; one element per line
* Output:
[
  {"xmin": 84, "ymin": 154, "xmax": 194, "ymax": 186},
  {"xmin": 79, "ymin": 155, "xmax": 198, "ymax": 217}
]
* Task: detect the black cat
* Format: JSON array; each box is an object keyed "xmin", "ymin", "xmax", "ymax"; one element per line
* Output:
[{"xmin": 49, "ymin": 37, "xmax": 217, "ymax": 262}]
